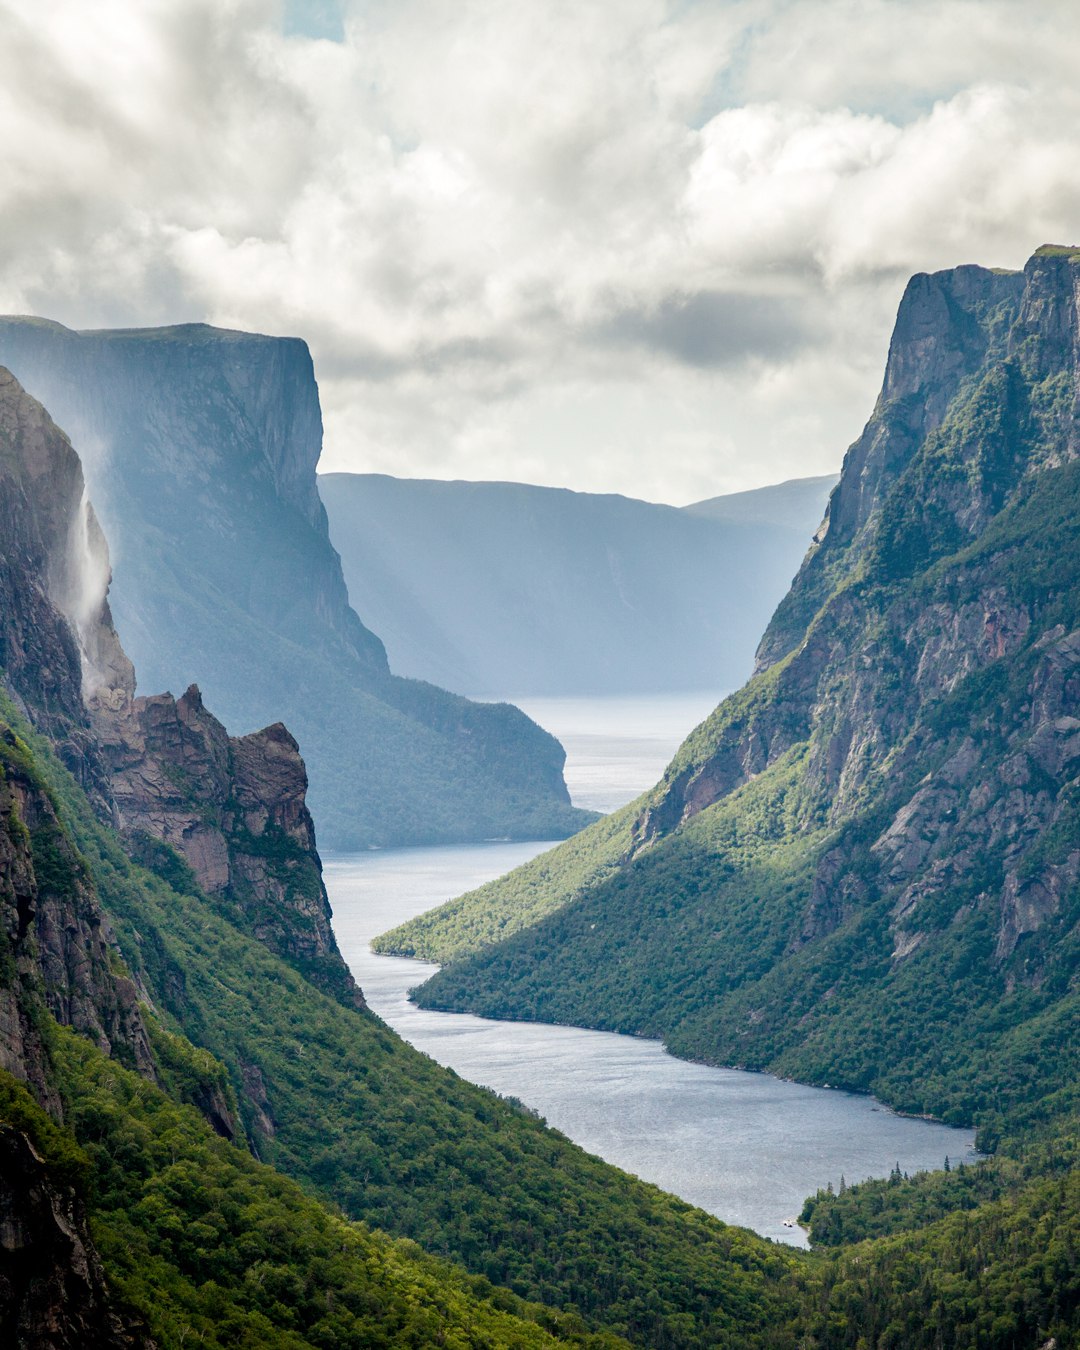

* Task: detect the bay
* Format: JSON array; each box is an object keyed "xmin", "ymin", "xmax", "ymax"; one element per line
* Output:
[{"xmin": 325, "ymin": 693, "xmax": 977, "ymax": 1247}]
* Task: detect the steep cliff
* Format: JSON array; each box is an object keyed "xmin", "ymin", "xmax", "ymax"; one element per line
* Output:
[
  {"xmin": 0, "ymin": 321, "xmax": 592, "ymax": 848},
  {"xmin": 0, "ymin": 362, "xmax": 361, "ymax": 1015},
  {"xmin": 394, "ymin": 246, "xmax": 1080, "ymax": 1134}
]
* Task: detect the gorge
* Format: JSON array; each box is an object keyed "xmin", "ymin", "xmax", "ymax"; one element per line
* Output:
[{"xmin": 1, "ymin": 244, "xmax": 1078, "ymax": 1349}]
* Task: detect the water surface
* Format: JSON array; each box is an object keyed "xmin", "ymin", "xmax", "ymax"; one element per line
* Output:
[{"xmin": 326, "ymin": 694, "xmax": 977, "ymax": 1246}]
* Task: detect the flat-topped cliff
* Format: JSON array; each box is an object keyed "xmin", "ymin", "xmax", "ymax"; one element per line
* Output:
[{"xmin": 0, "ymin": 320, "xmax": 592, "ymax": 848}]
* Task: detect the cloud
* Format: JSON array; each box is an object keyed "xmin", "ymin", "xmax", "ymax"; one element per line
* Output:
[
  {"xmin": 596, "ymin": 290, "xmax": 812, "ymax": 369},
  {"xmin": 0, "ymin": 0, "xmax": 1079, "ymax": 500}
]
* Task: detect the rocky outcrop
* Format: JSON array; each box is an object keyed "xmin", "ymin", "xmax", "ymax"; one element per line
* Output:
[
  {"xmin": 100, "ymin": 684, "xmax": 363, "ymax": 1009},
  {"xmin": 0, "ymin": 1126, "xmax": 150, "ymax": 1349},
  {"xmin": 0, "ymin": 320, "xmax": 592, "ymax": 849}
]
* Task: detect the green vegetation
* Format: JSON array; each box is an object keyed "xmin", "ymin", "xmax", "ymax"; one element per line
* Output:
[
  {"xmin": 4, "ymin": 697, "xmax": 800, "ymax": 1349},
  {"xmin": 797, "ymin": 1163, "xmax": 1080, "ymax": 1349},
  {"xmin": 374, "ymin": 801, "xmax": 640, "ymax": 963},
  {"xmin": 46, "ymin": 1028, "xmax": 616, "ymax": 1350}
]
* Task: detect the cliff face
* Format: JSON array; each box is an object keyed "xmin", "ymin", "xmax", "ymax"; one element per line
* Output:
[
  {"xmin": 0, "ymin": 1124, "xmax": 147, "ymax": 1350},
  {"xmin": 638, "ymin": 248, "xmax": 1080, "ymax": 848},
  {"xmin": 0, "ymin": 369, "xmax": 153, "ymax": 1101},
  {"xmin": 404, "ymin": 248, "xmax": 1080, "ymax": 1124},
  {"xmin": 102, "ymin": 685, "xmax": 363, "ymax": 1009},
  {"xmin": 0, "ymin": 367, "xmax": 131, "ymax": 812},
  {"xmin": 0, "ymin": 320, "xmax": 592, "ymax": 848}
]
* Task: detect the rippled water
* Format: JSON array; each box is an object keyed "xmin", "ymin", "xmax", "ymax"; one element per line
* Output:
[{"xmin": 325, "ymin": 695, "xmax": 977, "ymax": 1246}]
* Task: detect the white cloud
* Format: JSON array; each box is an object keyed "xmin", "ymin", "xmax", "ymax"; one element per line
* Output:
[{"xmin": 1, "ymin": 0, "xmax": 1079, "ymax": 500}]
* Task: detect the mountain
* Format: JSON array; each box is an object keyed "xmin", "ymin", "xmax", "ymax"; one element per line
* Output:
[
  {"xmin": 376, "ymin": 246, "xmax": 1080, "ymax": 1344},
  {"xmin": 319, "ymin": 472, "xmax": 836, "ymax": 696},
  {"xmin": 0, "ymin": 319, "xmax": 592, "ymax": 849},
  {"xmin": 383, "ymin": 246, "xmax": 1080, "ymax": 1142},
  {"xmin": 0, "ymin": 362, "xmax": 809, "ymax": 1346},
  {"xmin": 4, "ymin": 285, "xmax": 1078, "ymax": 1347}
]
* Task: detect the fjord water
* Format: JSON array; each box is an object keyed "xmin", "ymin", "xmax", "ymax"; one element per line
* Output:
[{"xmin": 325, "ymin": 693, "xmax": 976, "ymax": 1247}]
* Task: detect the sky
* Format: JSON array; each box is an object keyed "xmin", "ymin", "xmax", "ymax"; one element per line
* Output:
[{"xmin": 1, "ymin": 1, "xmax": 1078, "ymax": 503}]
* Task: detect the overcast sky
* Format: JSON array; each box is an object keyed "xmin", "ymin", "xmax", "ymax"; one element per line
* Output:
[{"xmin": 1, "ymin": 1, "xmax": 1078, "ymax": 502}]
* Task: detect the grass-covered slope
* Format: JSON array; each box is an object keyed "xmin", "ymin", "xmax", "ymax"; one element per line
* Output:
[{"xmin": 392, "ymin": 249, "xmax": 1080, "ymax": 1144}]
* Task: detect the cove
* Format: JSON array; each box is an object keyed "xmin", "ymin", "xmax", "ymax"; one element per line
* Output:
[{"xmin": 324, "ymin": 693, "xmax": 977, "ymax": 1248}]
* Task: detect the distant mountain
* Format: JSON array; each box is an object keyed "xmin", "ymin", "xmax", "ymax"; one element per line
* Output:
[
  {"xmin": 684, "ymin": 474, "xmax": 838, "ymax": 529},
  {"xmin": 0, "ymin": 319, "xmax": 591, "ymax": 848},
  {"xmin": 319, "ymin": 472, "xmax": 836, "ymax": 697}
]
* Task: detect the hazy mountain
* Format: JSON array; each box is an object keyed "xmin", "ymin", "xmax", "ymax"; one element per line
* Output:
[
  {"xmin": 683, "ymin": 474, "xmax": 838, "ymax": 529},
  {"xmin": 320, "ymin": 472, "xmax": 836, "ymax": 697},
  {"xmin": 0, "ymin": 319, "xmax": 592, "ymax": 848}
]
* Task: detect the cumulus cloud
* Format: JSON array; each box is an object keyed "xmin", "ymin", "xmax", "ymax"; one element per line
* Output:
[{"xmin": 0, "ymin": 0, "xmax": 1078, "ymax": 500}]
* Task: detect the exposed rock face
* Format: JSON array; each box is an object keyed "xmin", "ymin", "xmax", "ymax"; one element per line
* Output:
[
  {"xmin": 0, "ymin": 1126, "xmax": 149, "ymax": 1350},
  {"xmin": 101, "ymin": 684, "xmax": 363, "ymax": 1009},
  {"xmin": 0, "ymin": 320, "xmax": 592, "ymax": 849},
  {"xmin": 639, "ymin": 248, "xmax": 1080, "ymax": 973},
  {"xmin": 0, "ymin": 367, "xmax": 130, "ymax": 810}
]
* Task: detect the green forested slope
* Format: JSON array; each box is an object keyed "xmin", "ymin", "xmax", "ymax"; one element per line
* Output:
[
  {"xmin": 1, "ymin": 1056, "xmax": 608, "ymax": 1350},
  {"xmin": 4, "ymin": 695, "xmax": 801, "ymax": 1349}
]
